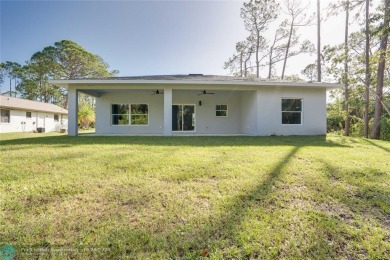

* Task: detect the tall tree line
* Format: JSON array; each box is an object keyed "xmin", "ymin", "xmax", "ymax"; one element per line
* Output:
[
  {"xmin": 325, "ymin": 0, "xmax": 390, "ymax": 140},
  {"xmin": 225, "ymin": 0, "xmax": 390, "ymax": 140}
]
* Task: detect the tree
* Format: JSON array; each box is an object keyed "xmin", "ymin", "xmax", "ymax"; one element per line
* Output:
[
  {"xmin": 51, "ymin": 40, "xmax": 115, "ymax": 79},
  {"xmin": 16, "ymin": 40, "xmax": 118, "ymax": 107},
  {"xmin": 18, "ymin": 50, "xmax": 60, "ymax": 103},
  {"xmin": 0, "ymin": 63, "xmax": 5, "ymax": 86},
  {"xmin": 267, "ymin": 27, "xmax": 289, "ymax": 79},
  {"xmin": 301, "ymin": 63, "xmax": 318, "ymax": 81},
  {"xmin": 241, "ymin": 0, "xmax": 279, "ymax": 78},
  {"xmin": 224, "ymin": 37, "xmax": 255, "ymax": 77},
  {"xmin": 364, "ymin": 0, "xmax": 370, "ymax": 138},
  {"xmin": 327, "ymin": 0, "xmax": 368, "ymax": 136},
  {"xmin": 344, "ymin": 0, "xmax": 351, "ymax": 136},
  {"xmin": 1, "ymin": 61, "xmax": 21, "ymax": 97},
  {"xmin": 317, "ymin": 0, "xmax": 322, "ymax": 82},
  {"xmin": 281, "ymin": 0, "xmax": 314, "ymax": 79},
  {"xmin": 372, "ymin": 0, "xmax": 390, "ymax": 139}
]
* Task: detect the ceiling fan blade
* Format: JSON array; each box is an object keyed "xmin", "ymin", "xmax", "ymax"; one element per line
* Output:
[
  {"xmin": 152, "ymin": 90, "xmax": 164, "ymax": 95},
  {"xmin": 198, "ymin": 90, "xmax": 215, "ymax": 95}
]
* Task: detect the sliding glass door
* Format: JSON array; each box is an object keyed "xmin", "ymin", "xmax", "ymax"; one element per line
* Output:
[{"xmin": 172, "ymin": 105, "xmax": 195, "ymax": 131}]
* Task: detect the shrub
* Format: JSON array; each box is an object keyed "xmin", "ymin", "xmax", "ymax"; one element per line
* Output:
[{"xmin": 78, "ymin": 103, "xmax": 95, "ymax": 129}]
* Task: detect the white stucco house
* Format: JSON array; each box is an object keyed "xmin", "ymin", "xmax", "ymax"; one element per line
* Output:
[
  {"xmin": 0, "ymin": 95, "xmax": 68, "ymax": 133},
  {"xmin": 51, "ymin": 75, "xmax": 341, "ymax": 136}
]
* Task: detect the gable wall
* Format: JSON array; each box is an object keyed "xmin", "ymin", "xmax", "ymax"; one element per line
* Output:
[{"xmin": 257, "ymin": 87, "xmax": 327, "ymax": 136}]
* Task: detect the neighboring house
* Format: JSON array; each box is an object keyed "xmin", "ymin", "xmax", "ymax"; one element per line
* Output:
[
  {"xmin": 0, "ymin": 95, "xmax": 68, "ymax": 133},
  {"xmin": 51, "ymin": 75, "xmax": 342, "ymax": 136}
]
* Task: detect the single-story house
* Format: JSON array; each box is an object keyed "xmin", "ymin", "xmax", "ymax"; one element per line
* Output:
[
  {"xmin": 51, "ymin": 75, "xmax": 342, "ymax": 136},
  {"xmin": 0, "ymin": 95, "xmax": 68, "ymax": 133}
]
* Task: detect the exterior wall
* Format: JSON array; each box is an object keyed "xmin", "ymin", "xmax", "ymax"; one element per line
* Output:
[
  {"xmin": 95, "ymin": 90, "xmax": 242, "ymax": 135},
  {"xmin": 257, "ymin": 87, "xmax": 327, "ymax": 136},
  {"xmin": 89, "ymin": 86, "xmax": 327, "ymax": 136},
  {"xmin": 173, "ymin": 90, "xmax": 241, "ymax": 135},
  {"xmin": 96, "ymin": 92, "xmax": 165, "ymax": 135},
  {"xmin": 240, "ymin": 91, "xmax": 258, "ymax": 135},
  {"xmin": 0, "ymin": 109, "xmax": 67, "ymax": 133}
]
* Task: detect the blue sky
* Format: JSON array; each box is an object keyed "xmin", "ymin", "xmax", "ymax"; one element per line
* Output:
[
  {"xmin": 1, "ymin": 0, "xmax": 359, "ymax": 85},
  {"xmin": 1, "ymin": 0, "xmax": 247, "ymax": 77}
]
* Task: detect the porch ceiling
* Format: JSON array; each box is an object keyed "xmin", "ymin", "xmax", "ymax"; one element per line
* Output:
[{"xmin": 78, "ymin": 88, "xmax": 251, "ymax": 97}]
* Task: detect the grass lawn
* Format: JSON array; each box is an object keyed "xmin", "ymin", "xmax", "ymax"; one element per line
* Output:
[{"xmin": 0, "ymin": 133, "xmax": 389, "ymax": 259}]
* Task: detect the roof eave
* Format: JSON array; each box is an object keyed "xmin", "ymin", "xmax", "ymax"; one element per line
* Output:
[
  {"xmin": 0, "ymin": 106, "xmax": 68, "ymax": 114},
  {"xmin": 50, "ymin": 79, "xmax": 343, "ymax": 89}
]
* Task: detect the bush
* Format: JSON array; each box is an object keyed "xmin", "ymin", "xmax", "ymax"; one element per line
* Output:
[
  {"xmin": 327, "ymin": 109, "xmax": 344, "ymax": 133},
  {"xmin": 78, "ymin": 103, "xmax": 95, "ymax": 129}
]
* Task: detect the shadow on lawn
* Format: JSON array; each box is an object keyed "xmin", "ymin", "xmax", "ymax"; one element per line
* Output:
[
  {"xmin": 101, "ymin": 146, "xmax": 302, "ymax": 258},
  {"xmin": 196, "ymin": 146, "xmax": 301, "ymax": 254},
  {"xmin": 319, "ymin": 159, "xmax": 390, "ymax": 226},
  {"xmin": 363, "ymin": 139, "xmax": 390, "ymax": 153},
  {"xmin": 0, "ymin": 134, "xmax": 349, "ymax": 148}
]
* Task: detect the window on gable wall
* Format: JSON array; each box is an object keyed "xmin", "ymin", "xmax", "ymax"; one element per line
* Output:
[{"xmin": 281, "ymin": 99, "xmax": 302, "ymax": 124}]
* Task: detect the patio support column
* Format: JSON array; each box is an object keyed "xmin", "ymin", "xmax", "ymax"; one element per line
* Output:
[
  {"xmin": 68, "ymin": 88, "xmax": 78, "ymax": 136},
  {"xmin": 163, "ymin": 88, "xmax": 172, "ymax": 136}
]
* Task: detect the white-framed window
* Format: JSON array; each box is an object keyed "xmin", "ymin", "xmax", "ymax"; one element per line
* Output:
[
  {"xmin": 130, "ymin": 104, "xmax": 148, "ymax": 125},
  {"xmin": 26, "ymin": 112, "xmax": 32, "ymax": 118},
  {"xmin": 111, "ymin": 104, "xmax": 148, "ymax": 125},
  {"xmin": 281, "ymin": 98, "xmax": 302, "ymax": 125},
  {"xmin": 112, "ymin": 104, "xmax": 129, "ymax": 125},
  {"xmin": 54, "ymin": 114, "xmax": 59, "ymax": 122},
  {"xmin": 216, "ymin": 105, "xmax": 228, "ymax": 117},
  {"xmin": 1, "ymin": 109, "xmax": 10, "ymax": 123}
]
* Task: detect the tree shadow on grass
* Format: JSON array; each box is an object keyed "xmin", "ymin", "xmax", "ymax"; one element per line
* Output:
[
  {"xmin": 98, "ymin": 146, "xmax": 301, "ymax": 258},
  {"xmin": 363, "ymin": 139, "xmax": 390, "ymax": 153},
  {"xmin": 318, "ymin": 159, "xmax": 390, "ymax": 224},
  {"xmin": 310, "ymin": 159, "xmax": 390, "ymax": 258}
]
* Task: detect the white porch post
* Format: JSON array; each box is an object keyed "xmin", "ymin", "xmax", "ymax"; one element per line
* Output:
[
  {"xmin": 163, "ymin": 88, "xmax": 172, "ymax": 136},
  {"xmin": 67, "ymin": 88, "xmax": 78, "ymax": 136}
]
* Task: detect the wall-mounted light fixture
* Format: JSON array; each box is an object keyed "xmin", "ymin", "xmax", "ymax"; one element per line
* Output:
[{"xmin": 198, "ymin": 100, "xmax": 202, "ymax": 106}]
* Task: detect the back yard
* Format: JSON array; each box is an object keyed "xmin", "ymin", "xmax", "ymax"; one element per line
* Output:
[{"xmin": 0, "ymin": 133, "xmax": 389, "ymax": 259}]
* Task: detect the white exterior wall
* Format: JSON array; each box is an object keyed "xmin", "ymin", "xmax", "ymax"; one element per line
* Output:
[
  {"xmin": 95, "ymin": 90, "xmax": 242, "ymax": 135},
  {"xmin": 257, "ymin": 87, "xmax": 327, "ymax": 136},
  {"xmin": 173, "ymin": 90, "xmax": 241, "ymax": 135},
  {"xmin": 0, "ymin": 109, "xmax": 67, "ymax": 133},
  {"xmin": 86, "ymin": 86, "xmax": 327, "ymax": 136},
  {"xmin": 96, "ymin": 92, "xmax": 165, "ymax": 135},
  {"xmin": 240, "ymin": 91, "xmax": 258, "ymax": 135}
]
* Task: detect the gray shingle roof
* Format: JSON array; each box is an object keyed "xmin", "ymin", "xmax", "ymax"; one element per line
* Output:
[
  {"xmin": 73, "ymin": 74, "xmax": 313, "ymax": 83},
  {"xmin": 0, "ymin": 95, "xmax": 68, "ymax": 114}
]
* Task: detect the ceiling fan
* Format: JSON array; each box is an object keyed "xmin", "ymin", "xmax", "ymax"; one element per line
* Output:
[
  {"xmin": 151, "ymin": 89, "xmax": 164, "ymax": 95},
  {"xmin": 198, "ymin": 90, "xmax": 215, "ymax": 96}
]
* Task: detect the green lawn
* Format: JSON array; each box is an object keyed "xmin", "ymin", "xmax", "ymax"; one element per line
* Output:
[{"xmin": 0, "ymin": 133, "xmax": 389, "ymax": 259}]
